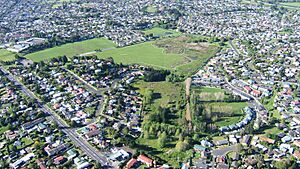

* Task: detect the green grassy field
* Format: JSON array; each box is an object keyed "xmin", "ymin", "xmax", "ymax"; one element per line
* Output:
[
  {"xmin": 25, "ymin": 38, "xmax": 117, "ymax": 62},
  {"xmin": 197, "ymin": 86, "xmax": 224, "ymax": 93},
  {"xmin": 0, "ymin": 49, "xmax": 16, "ymax": 62},
  {"xmin": 142, "ymin": 27, "xmax": 182, "ymax": 37},
  {"xmin": 209, "ymin": 102, "xmax": 247, "ymax": 127},
  {"xmin": 97, "ymin": 36, "xmax": 219, "ymax": 75},
  {"xmin": 97, "ymin": 41, "xmax": 185, "ymax": 69}
]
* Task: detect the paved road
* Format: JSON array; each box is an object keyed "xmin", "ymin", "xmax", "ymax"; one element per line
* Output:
[{"xmin": 0, "ymin": 66, "xmax": 115, "ymax": 168}]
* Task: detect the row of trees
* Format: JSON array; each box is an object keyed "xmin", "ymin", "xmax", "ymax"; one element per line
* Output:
[{"xmin": 144, "ymin": 69, "xmax": 170, "ymax": 82}]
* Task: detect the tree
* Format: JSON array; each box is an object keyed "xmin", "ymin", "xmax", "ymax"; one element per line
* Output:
[
  {"xmin": 144, "ymin": 89, "xmax": 154, "ymax": 106},
  {"xmin": 175, "ymin": 129, "xmax": 181, "ymax": 136},
  {"xmin": 61, "ymin": 55, "xmax": 68, "ymax": 63},
  {"xmin": 193, "ymin": 133, "xmax": 199, "ymax": 141},
  {"xmin": 178, "ymin": 133, "xmax": 184, "ymax": 142},
  {"xmin": 143, "ymin": 130, "xmax": 150, "ymax": 139},
  {"xmin": 175, "ymin": 141, "xmax": 188, "ymax": 151},
  {"xmin": 272, "ymin": 160, "xmax": 290, "ymax": 169},
  {"xmin": 158, "ymin": 131, "xmax": 168, "ymax": 148}
]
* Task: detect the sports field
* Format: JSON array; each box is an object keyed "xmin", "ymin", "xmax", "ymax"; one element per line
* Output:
[
  {"xmin": 25, "ymin": 38, "xmax": 117, "ymax": 62},
  {"xmin": 0, "ymin": 49, "xmax": 16, "ymax": 62}
]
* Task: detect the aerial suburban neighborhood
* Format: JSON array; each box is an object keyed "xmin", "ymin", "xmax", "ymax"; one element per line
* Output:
[{"xmin": 0, "ymin": 0, "xmax": 300, "ymax": 168}]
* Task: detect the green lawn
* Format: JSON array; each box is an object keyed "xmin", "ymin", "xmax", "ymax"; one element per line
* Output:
[
  {"xmin": 25, "ymin": 38, "xmax": 117, "ymax": 62},
  {"xmin": 22, "ymin": 137, "xmax": 34, "ymax": 146},
  {"xmin": 0, "ymin": 49, "xmax": 16, "ymax": 62},
  {"xmin": 142, "ymin": 27, "xmax": 182, "ymax": 37},
  {"xmin": 97, "ymin": 41, "xmax": 185, "ymax": 69}
]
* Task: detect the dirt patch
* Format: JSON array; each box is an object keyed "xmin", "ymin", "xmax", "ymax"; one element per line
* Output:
[
  {"xmin": 185, "ymin": 42, "xmax": 210, "ymax": 51},
  {"xmin": 185, "ymin": 78, "xmax": 192, "ymax": 122}
]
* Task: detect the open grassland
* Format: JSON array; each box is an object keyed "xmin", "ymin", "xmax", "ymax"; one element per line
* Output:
[
  {"xmin": 25, "ymin": 38, "xmax": 116, "ymax": 62},
  {"xmin": 98, "ymin": 35, "xmax": 219, "ymax": 75},
  {"xmin": 193, "ymin": 86, "xmax": 226, "ymax": 101},
  {"xmin": 155, "ymin": 36, "xmax": 219, "ymax": 75},
  {"xmin": 0, "ymin": 49, "xmax": 16, "ymax": 62},
  {"xmin": 97, "ymin": 41, "xmax": 184, "ymax": 69},
  {"xmin": 142, "ymin": 27, "xmax": 182, "ymax": 37}
]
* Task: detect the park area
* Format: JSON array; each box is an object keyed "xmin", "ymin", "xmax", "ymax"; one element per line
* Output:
[{"xmin": 25, "ymin": 38, "xmax": 116, "ymax": 62}]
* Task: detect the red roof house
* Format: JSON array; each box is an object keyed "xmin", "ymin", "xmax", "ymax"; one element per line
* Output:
[
  {"xmin": 126, "ymin": 158, "xmax": 137, "ymax": 169},
  {"xmin": 54, "ymin": 156, "xmax": 66, "ymax": 165},
  {"xmin": 252, "ymin": 90, "xmax": 261, "ymax": 97},
  {"xmin": 244, "ymin": 86, "xmax": 252, "ymax": 93},
  {"xmin": 137, "ymin": 154, "xmax": 153, "ymax": 167}
]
